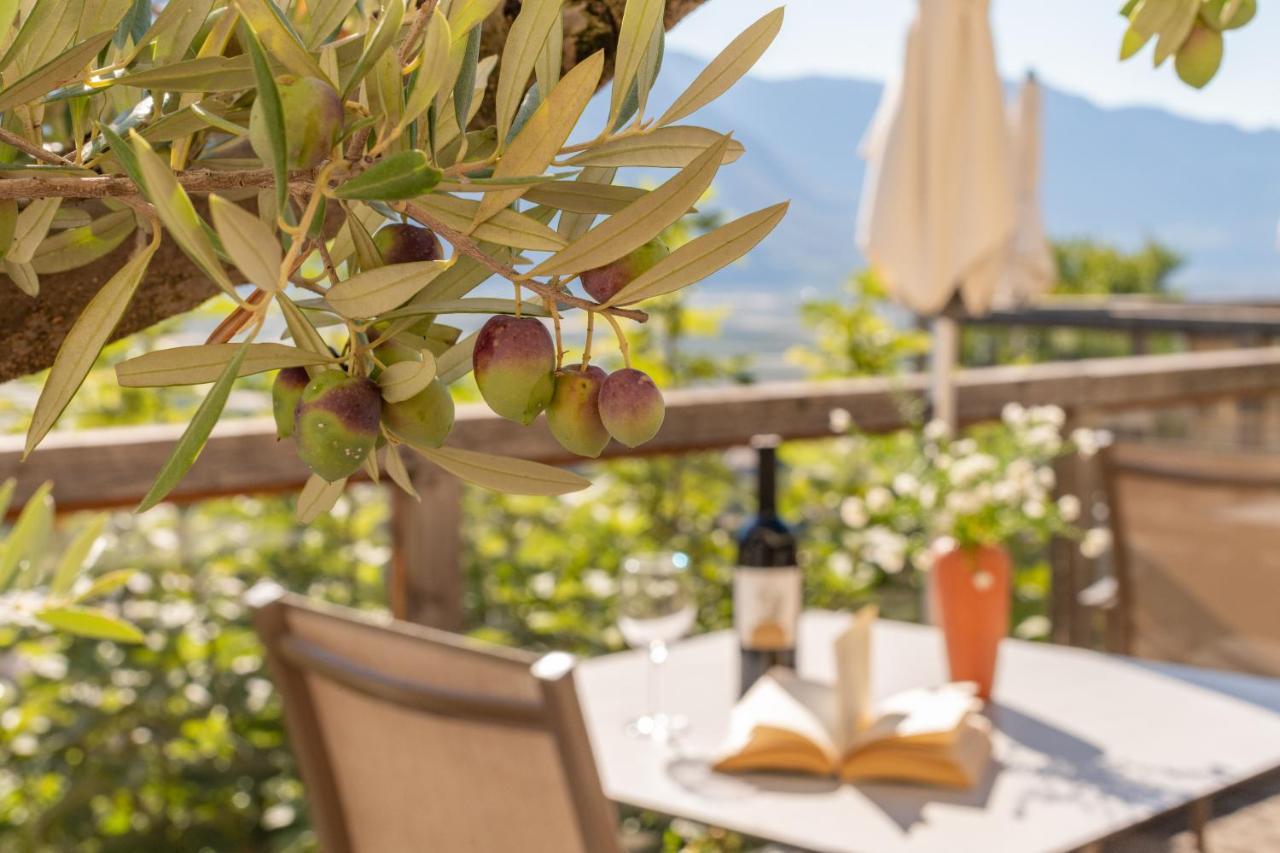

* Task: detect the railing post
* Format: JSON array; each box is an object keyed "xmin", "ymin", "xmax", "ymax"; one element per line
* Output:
[{"xmin": 388, "ymin": 462, "xmax": 464, "ymax": 631}]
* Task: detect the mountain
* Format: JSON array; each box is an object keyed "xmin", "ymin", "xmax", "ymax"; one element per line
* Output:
[{"xmin": 575, "ymin": 53, "xmax": 1280, "ymax": 370}]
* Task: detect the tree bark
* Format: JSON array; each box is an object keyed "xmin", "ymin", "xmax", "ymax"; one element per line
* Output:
[{"xmin": 0, "ymin": 0, "xmax": 708, "ymax": 384}]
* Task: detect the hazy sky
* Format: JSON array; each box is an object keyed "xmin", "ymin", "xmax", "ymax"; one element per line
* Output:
[{"xmin": 667, "ymin": 0, "xmax": 1280, "ymax": 132}]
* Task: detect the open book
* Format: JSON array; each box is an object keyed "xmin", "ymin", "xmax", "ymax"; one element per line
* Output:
[{"xmin": 714, "ymin": 608, "xmax": 992, "ymax": 788}]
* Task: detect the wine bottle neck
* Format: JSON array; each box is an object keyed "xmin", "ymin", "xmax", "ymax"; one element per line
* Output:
[{"xmin": 756, "ymin": 445, "xmax": 776, "ymax": 516}]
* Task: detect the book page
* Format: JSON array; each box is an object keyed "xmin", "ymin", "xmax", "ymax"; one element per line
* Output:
[
  {"xmin": 716, "ymin": 667, "xmax": 841, "ymax": 769},
  {"xmin": 832, "ymin": 605, "xmax": 877, "ymax": 750},
  {"xmin": 849, "ymin": 683, "xmax": 981, "ymax": 751}
]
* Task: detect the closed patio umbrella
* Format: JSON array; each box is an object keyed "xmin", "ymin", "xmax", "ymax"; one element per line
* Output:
[
  {"xmin": 994, "ymin": 73, "xmax": 1055, "ymax": 308},
  {"xmin": 856, "ymin": 0, "xmax": 1016, "ymax": 430}
]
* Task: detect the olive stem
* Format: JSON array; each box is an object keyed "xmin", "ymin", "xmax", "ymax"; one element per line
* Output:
[
  {"xmin": 603, "ymin": 311, "xmax": 631, "ymax": 370},
  {"xmin": 581, "ymin": 310, "xmax": 595, "ymax": 369}
]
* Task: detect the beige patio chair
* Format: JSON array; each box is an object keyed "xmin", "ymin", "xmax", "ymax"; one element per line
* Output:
[
  {"xmin": 247, "ymin": 583, "xmax": 621, "ymax": 853},
  {"xmin": 1099, "ymin": 441, "xmax": 1280, "ymax": 676}
]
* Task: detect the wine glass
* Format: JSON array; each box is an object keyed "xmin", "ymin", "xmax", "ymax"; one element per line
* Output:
[{"xmin": 617, "ymin": 551, "xmax": 696, "ymax": 741}]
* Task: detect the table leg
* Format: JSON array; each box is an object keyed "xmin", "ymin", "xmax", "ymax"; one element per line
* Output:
[{"xmin": 1190, "ymin": 796, "xmax": 1212, "ymax": 852}]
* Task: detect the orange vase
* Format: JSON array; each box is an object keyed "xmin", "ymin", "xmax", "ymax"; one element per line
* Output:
[{"xmin": 928, "ymin": 543, "xmax": 1011, "ymax": 699}]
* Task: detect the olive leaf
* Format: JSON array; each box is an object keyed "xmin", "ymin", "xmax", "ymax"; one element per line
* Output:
[
  {"xmin": 30, "ymin": 209, "xmax": 136, "ymax": 274},
  {"xmin": 533, "ymin": 133, "xmax": 731, "ymax": 277},
  {"xmin": 25, "ymin": 235, "xmax": 159, "ymax": 457},
  {"xmin": 381, "ymin": 297, "xmax": 550, "ymax": 319},
  {"xmin": 534, "ymin": 6, "xmax": 563, "ymax": 99},
  {"xmin": 137, "ymin": 342, "xmax": 250, "ymax": 513},
  {"xmin": 0, "ymin": 30, "xmax": 113, "ymax": 111},
  {"xmin": 472, "ymin": 50, "xmax": 603, "ymax": 225},
  {"xmin": 417, "ymin": 447, "xmax": 591, "ymax": 496},
  {"xmin": 523, "ymin": 181, "xmax": 649, "ymax": 215},
  {"xmin": 556, "ymin": 166, "xmax": 616, "ymax": 242},
  {"xmin": 410, "ymin": 194, "xmax": 566, "ymax": 251},
  {"xmin": 239, "ymin": 22, "xmax": 289, "ymax": 212},
  {"xmin": 563, "ymin": 126, "xmax": 745, "ymax": 168},
  {"xmin": 129, "ymin": 131, "xmax": 237, "ymax": 296},
  {"xmin": 326, "ymin": 259, "xmax": 450, "ymax": 318},
  {"xmin": 2, "ymin": 260, "xmax": 39, "ymax": 296},
  {"xmin": 2, "ymin": 0, "xmax": 83, "ymax": 72},
  {"xmin": 296, "ymin": 474, "xmax": 347, "ymax": 523},
  {"xmin": 606, "ymin": 202, "xmax": 789, "ymax": 306},
  {"xmin": 6, "ymin": 198, "xmax": 63, "ymax": 264},
  {"xmin": 75, "ymin": 568, "xmax": 137, "ymax": 602},
  {"xmin": 608, "ymin": 0, "xmax": 663, "ymax": 126},
  {"xmin": 0, "ymin": 200, "xmax": 17, "ymax": 255},
  {"xmin": 657, "ymin": 7, "xmax": 784, "ymax": 126},
  {"xmin": 383, "ymin": 446, "xmax": 420, "ymax": 499},
  {"xmin": 436, "ymin": 333, "xmax": 478, "ymax": 384},
  {"xmin": 278, "ymin": 294, "xmax": 333, "ymax": 363},
  {"xmin": 495, "ymin": 0, "xmax": 565, "ymax": 143},
  {"xmin": 334, "ymin": 151, "xmax": 443, "ymax": 201},
  {"xmin": 49, "ymin": 515, "xmax": 108, "ymax": 595},
  {"xmin": 209, "ymin": 195, "xmax": 283, "ymax": 291},
  {"xmin": 37, "ymin": 607, "xmax": 146, "ymax": 643},
  {"xmin": 232, "ymin": 0, "xmax": 327, "ymax": 80},
  {"xmin": 0, "ymin": 481, "xmax": 54, "ymax": 591},
  {"xmin": 118, "ymin": 56, "xmax": 255, "ymax": 92},
  {"xmin": 377, "ymin": 352, "xmax": 437, "ymax": 402},
  {"xmin": 302, "ymin": 0, "xmax": 359, "ymax": 48},
  {"xmin": 116, "ymin": 342, "xmax": 331, "ymax": 387},
  {"xmin": 397, "ymin": 8, "xmax": 453, "ymax": 133},
  {"xmin": 341, "ymin": 0, "xmax": 405, "ymax": 100}
]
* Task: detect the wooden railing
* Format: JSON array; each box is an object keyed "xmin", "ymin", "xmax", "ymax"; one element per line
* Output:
[{"xmin": 3, "ymin": 346, "xmax": 1279, "ymax": 632}]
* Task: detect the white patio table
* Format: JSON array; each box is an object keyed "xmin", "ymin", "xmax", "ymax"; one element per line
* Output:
[{"xmin": 575, "ymin": 611, "xmax": 1280, "ymax": 853}]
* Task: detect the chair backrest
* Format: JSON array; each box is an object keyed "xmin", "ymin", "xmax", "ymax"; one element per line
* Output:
[
  {"xmin": 247, "ymin": 584, "xmax": 620, "ymax": 853},
  {"xmin": 1101, "ymin": 441, "xmax": 1280, "ymax": 676}
]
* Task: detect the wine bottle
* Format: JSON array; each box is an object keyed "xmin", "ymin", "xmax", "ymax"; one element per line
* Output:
[{"xmin": 735, "ymin": 435, "xmax": 801, "ymax": 696}]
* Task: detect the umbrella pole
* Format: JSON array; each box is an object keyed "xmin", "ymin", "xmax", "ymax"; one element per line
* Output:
[{"xmin": 930, "ymin": 315, "xmax": 959, "ymax": 435}]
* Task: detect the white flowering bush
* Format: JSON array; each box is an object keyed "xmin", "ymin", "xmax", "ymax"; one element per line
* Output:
[{"xmin": 833, "ymin": 404, "xmax": 1086, "ymax": 578}]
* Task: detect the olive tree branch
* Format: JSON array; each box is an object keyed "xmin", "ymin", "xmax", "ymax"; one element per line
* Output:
[{"xmin": 0, "ymin": 168, "xmax": 318, "ymax": 200}]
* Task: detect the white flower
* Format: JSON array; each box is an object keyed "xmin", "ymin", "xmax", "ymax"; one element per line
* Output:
[
  {"xmin": 1002, "ymin": 402, "xmax": 1027, "ymax": 427},
  {"xmin": 863, "ymin": 527, "xmax": 907, "ymax": 574},
  {"xmin": 828, "ymin": 407, "xmax": 852, "ymax": 434},
  {"xmin": 892, "ymin": 472, "xmax": 919, "ymax": 496},
  {"xmin": 829, "ymin": 552, "xmax": 854, "ymax": 578},
  {"xmin": 840, "ymin": 496, "xmax": 868, "ymax": 528},
  {"xmin": 1071, "ymin": 427, "xmax": 1112, "ymax": 458},
  {"xmin": 1030, "ymin": 404, "xmax": 1066, "ymax": 428},
  {"xmin": 1037, "ymin": 467, "xmax": 1056, "ymax": 490},
  {"xmin": 1022, "ymin": 499, "xmax": 1046, "ymax": 519},
  {"xmin": 530, "ymin": 572, "xmax": 557, "ymax": 600},
  {"xmin": 1080, "ymin": 527, "xmax": 1112, "ymax": 559},
  {"xmin": 915, "ymin": 548, "xmax": 936, "ymax": 571},
  {"xmin": 1025, "ymin": 424, "xmax": 1062, "ymax": 455},
  {"xmin": 865, "ymin": 486, "xmax": 894, "ymax": 514},
  {"xmin": 1015, "ymin": 615, "xmax": 1052, "ymax": 640},
  {"xmin": 949, "ymin": 453, "xmax": 997, "ymax": 487},
  {"xmin": 0, "ymin": 591, "xmax": 49, "ymax": 629},
  {"xmin": 919, "ymin": 483, "xmax": 938, "ymax": 509},
  {"xmin": 972, "ymin": 570, "xmax": 995, "ymax": 591},
  {"xmin": 952, "ymin": 438, "xmax": 977, "ymax": 457},
  {"xmin": 946, "ymin": 490, "xmax": 983, "ymax": 515},
  {"xmin": 923, "ymin": 420, "xmax": 949, "ymax": 442},
  {"xmin": 1057, "ymin": 494, "xmax": 1081, "ymax": 522},
  {"xmin": 582, "ymin": 570, "xmax": 616, "ymax": 599},
  {"xmin": 992, "ymin": 479, "xmax": 1019, "ymax": 503}
]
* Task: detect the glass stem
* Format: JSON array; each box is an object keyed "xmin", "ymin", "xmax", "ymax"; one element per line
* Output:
[{"xmin": 648, "ymin": 640, "xmax": 667, "ymax": 723}]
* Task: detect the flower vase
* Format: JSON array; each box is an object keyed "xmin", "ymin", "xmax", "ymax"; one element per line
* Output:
[{"xmin": 928, "ymin": 542, "xmax": 1011, "ymax": 699}]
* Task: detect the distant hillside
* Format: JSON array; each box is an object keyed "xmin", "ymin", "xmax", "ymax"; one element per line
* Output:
[{"xmin": 575, "ymin": 54, "xmax": 1280, "ymax": 368}]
